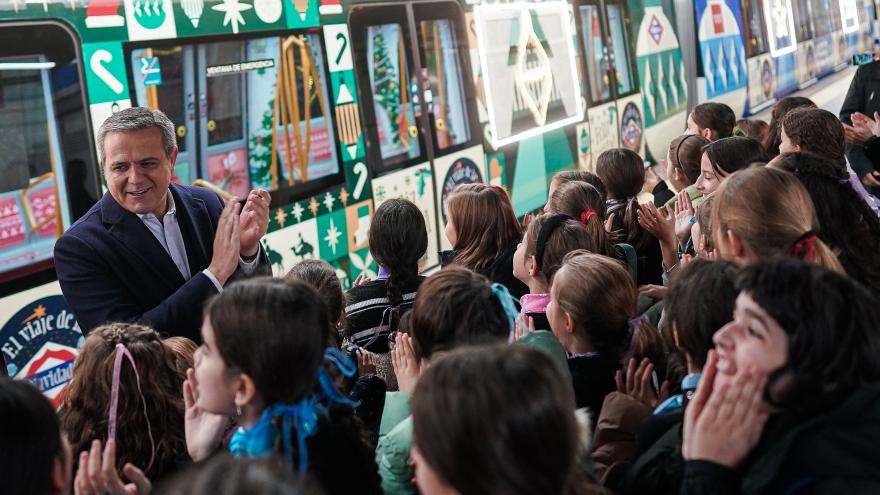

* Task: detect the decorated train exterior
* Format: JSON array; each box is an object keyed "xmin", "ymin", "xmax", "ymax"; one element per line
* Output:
[{"xmin": 0, "ymin": 0, "xmax": 875, "ymax": 397}]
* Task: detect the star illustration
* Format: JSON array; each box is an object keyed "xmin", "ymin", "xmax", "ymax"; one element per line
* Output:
[
  {"xmin": 339, "ymin": 188, "xmax": 350, "ymax": 206},
  {"xmin": 274, "ymin": 207, "xmax": 288, "ymax": 228},
  {"xmin": 291, "ymin": 202, "xmax": 305, "ymax": 222},
  {"xmin": 322, "ymin": 192, "xmax": 336, "ymax": 212},
  {"xmin": 308, "ymin": 196, "xmax": 320, "ymax": 216},
  {"xmin": 212, "ymin": 0, "xmax": 252, "ymax": 34},
  {"xmin": 324, "ymin": 219, "xmax": 342, "ymax": 254},
  {"xmin": 22, "ymin": 304, "xmax": 47, "ymax": 324}
]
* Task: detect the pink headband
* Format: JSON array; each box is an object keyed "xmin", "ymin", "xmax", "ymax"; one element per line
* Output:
[{"xmin": 108, "ymin": 343, "xmax": 156, "ymax": 472}]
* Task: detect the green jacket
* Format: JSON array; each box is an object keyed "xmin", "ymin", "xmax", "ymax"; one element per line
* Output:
[
  {"xmin": 662, "ymin": 184, "xmax": 704, "ymax": 211},
  {"xmin": 375, "ymin": 331, "xmax": 573, "ymax": 494}
]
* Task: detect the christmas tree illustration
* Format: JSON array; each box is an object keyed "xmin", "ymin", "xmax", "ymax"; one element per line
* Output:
[
  {"xmin": 248, "ymin": 100, "xmax": 277, "ymax": 190},
  {"xmin": 372, "ymin": 32, "xmax": 402, "ymax": 145}
]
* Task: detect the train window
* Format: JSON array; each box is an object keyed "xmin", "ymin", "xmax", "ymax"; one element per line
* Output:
[
  {"xmin": 0, "ymin": 23, "xmax": 95, "ymax": 284},
  {"xmin": 127, "ymin": 34, "xmax": 342, "ymax": 203},
  {"xmin": 742, "ymin": 0, "xmax": 769, "ymax": 57},
  {"xmin": 365, "ymin": 23, "xmax": 422, "ymax": 165},
  {"xmin": 606, "ymin": 1, "xmax": 637, "ymax": 96},
  {"xmin": 204, "ymin": 41, "xmax": 246, "ymax": 146},
  {"xmin": 793, "ymin": 0, "xmax": 814, "ymax": 42},
  {"xmin": 578, "ymin": 3, "xmax": 612, "ymax": 104},
  {"xmin": 418, "ymin": 18, "xmax": 471, "ymax": 150}
]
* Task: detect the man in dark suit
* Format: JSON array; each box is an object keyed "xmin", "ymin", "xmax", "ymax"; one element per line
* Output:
[
  {"xmin": 55, "ymin": 107, "xmax": 271, "ymax": 341},
  {"xmin": 840, "ymin": 58, "xmax": 880, "ymax": 191}
]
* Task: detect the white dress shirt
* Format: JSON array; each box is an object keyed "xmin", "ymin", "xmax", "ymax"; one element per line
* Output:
[{"xmin": 137, "ymin": 191, "xmax": 259, "ymax": 292}]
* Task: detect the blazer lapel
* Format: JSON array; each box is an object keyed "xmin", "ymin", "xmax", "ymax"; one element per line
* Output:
[
  {"xmin": 170, "ymin": 183, "xmax": 212, "ymax": 277},
  {"xmin": 100, "ymin": 191, "xmax": 186, "ymax": 290}
]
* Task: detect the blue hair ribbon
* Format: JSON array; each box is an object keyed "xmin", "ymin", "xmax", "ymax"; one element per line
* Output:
[
  {"xmin": 318, "ymin": 347, "xmax": 360, "ymax": 408},
  {"xmin": 491, "ymin": 283, "xmax": 522, "ymax": 342}
]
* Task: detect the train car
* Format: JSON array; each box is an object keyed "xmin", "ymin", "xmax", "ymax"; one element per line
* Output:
[{"xmin": 0, "ymin": 0, "xmax": 874, "ymax": 398}]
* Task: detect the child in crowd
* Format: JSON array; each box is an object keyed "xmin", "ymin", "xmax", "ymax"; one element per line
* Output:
[
  {"xmin": 761, "ymin": 96, "xmax": 816, "ymax": 159},
  {"xmin": 779, "ymin": 108, "xmax": 847, "ymax": 169},
  {"xmin": 514, "ymin": 213, "xmax": 608, "ymax": 330},
  {"xmin": 685, "ymin": 102, "xmax": 736, "ymax": 141},
  {"xmin": 183, "ymin": 279, "xmax": 382, "ymax": 495},
  {"xmin": 1, "ymin": 378, "xmax": 75, "ymax": 495},
  {"xmin": 285, "ymin": 259, "xmax": 346, "ymax": 342},
  {"xmin": 681, "ymin": 260, "xmax": 880, "ymax": 493},
  {"xmin": 733, "ymin": 119, "xmax": 768, "ymax": 140},
  {"xmin": 544, "ymin": 181, "xmax": 618, "ymax": 258},
  {"xmin": 711, "ymin": 167, "xmax": 842, "ymax": 271},
  {"xmin": 410, "ymin": 345, "xmax": 598, "ymax": 495},
  {"xmin": 548, "ymin": 250, "xmax": 662, "ymax": 421},
  {"xmin": 662, "ymin": 134, "xmax": 710, "ymax": 210},
  {"xmin": 64, "ymin": 323, "xmax": 188, "ymax": 484},
  {"xmin": 376, "ymin": 266, "xmax": 569, "ymax": 495},
  {"xmin": 596, "ymin": 148, "xmax": 663, "ymax": 285},
  {"xmin": 546, "ymin": 170, "xmax": 608, "ymax": 210},
  {"xmin": 595, "ymin": 259, "xmax": 739, "ymax": 491},
  {"xmin": 695, "ymin": 136, "xmax": 768, "ymax": 197},
  {"xmin": 779, "ymin": 152, "xmax": 880, "ymax": 293},
  {"xmin": 441, "ymin": 183, "xmax": 528, "ymax": 298},
  {"xmin": 344, "ymin": 198, "xmax": 427, "ymax": 390}
]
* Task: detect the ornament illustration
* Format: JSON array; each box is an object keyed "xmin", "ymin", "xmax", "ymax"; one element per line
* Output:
[{"xmin": 181, "ymin": 0, "xmax": 203, "ymax": 27}]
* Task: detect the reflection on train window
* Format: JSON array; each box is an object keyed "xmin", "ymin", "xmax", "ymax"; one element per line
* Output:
[
  {"xmin": 205, "ymin": 41, "xmax": 245, "ymax": 146},
  {"xmin": 830, "ymin": 0, "xmax": 843, "ymax": 31},
  {"xmin": 579, "ymin": 4, "xmax": 611, "ymax": 103},
  {"xmin": 367, "ymin": 24, "xmax": 421, "ymax": 163},
  {"xmin": 0, "ymin": 22, "xmax": 96, "ymax": 280},
  {"xmin": 419, "ymin": 19, "xmax": 470, "ymax": 150},
  {"xmin": 606, "ymin": 3, "xmax": 634, "ymax": 95},
  {"xmin": 793, "ymin": 0, "xmax": 813, "ymax": 42},
  {"xmin": 742, "ymin": 0, "xmax": 769, "ymax": 57},
  {"xmin": 128, "ymin": 34, "xmax": 341, "ymax": 198}
]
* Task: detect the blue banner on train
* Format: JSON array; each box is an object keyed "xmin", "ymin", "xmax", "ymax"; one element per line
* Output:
[{"xmin": 1, "ymin": 295, "xmax": 82, "ymax": 408}]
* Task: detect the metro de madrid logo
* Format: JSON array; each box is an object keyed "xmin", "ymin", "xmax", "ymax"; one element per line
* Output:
[{"xmin": 1, "ymin": 295, "xmax": 82, "ymax": 408}]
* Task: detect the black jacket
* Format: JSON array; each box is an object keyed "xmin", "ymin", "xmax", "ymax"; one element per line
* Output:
[
  {"xmin": 840, "ymin": 61, "xmax": 880, "ymax": 178},
  {"xmin": 439, "ymin": 242, "xmax": 529, "ymax": 300},
  {"xmin": 568, "ymin": 355, "xmax": 618, "ymax": 426},
  {"xmin": 681, "ymin": 383, "xmax": 880, "ymax": 494}
]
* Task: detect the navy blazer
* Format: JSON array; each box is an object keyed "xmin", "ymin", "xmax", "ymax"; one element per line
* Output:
[{"xmin": 54, "ymin": 183, "xmax": 270, "ymax": 341}]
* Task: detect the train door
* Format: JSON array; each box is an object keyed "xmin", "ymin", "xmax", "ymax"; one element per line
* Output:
[{"xmin": 350, "ymin": 1, "xmax": 482, "ymax": 264}]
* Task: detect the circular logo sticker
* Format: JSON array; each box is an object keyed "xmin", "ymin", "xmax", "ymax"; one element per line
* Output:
[
  {"xmin": 620, "ymin": 103, "xmax": 643, "ymax": 152},
  {"xmin": 1, "ymin": 295, "xmax": 82, "ymax": 408},
  {"xmin": 441, "ymin": 157, "xmax": 484, "ymax": 222}
]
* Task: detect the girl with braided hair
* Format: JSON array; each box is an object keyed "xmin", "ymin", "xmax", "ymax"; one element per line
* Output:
[{"xmin": 345, "ymin": 198, "xmax": 427, "ymax": 389}]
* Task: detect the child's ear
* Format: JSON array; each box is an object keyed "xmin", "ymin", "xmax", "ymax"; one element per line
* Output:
[
  {"xmin": 234, "ymin": 373, "xmax": 258, "ymax": 409},
  {"xmin": 564, "ymin": 312, "xmax": 576, "ymax": 335},
  {"xmin": 701, "ymin": 128, "xmax": 714, "ymax": 140},
  {"xmin": 527, "ymin": 256, "xmax": 539, "ymax": 277},
  {"xmin": 726, "ymin": 229, "xmax": 748, "ymax": 263}
]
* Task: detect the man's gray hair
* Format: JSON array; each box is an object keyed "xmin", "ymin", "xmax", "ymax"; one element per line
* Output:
[{"xmin": 97, "ymin": 107, "xmax": 176, "ymax": 166}]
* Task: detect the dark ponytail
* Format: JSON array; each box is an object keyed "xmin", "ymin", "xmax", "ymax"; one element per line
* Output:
[{"xmin": 368, "ymin": 199, "xmax": 428, "ymax": 331}]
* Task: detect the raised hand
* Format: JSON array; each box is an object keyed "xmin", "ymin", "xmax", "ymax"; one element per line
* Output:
[
  {"xmin": 183, "ymin": 367, "xmax": 229, "ymax": 462},
  {"xmin": 208, "ymin": 199, "xmax": 241, "ymax": 286},
  {"xmin": 239, "ymin": 189, "xmax": 271, "ymax": 257},
  {"xmin": 356, "ymin": 348, "xmax": 376, "ymax": 375},
  {"xmin": 674, "ymin": 192, "xmax": 695, "ymax": 247},
  {"xmin": 74, "ymin": 439, "xmax": 151, "ymax": 495},
  {"xmin": 513, "ymin": 314, "xmax": 536, "ymax": 341},
  {"xmin": 615, "ymin": 357, "xmax": 669, "ymax": 408},
  {"xmin": 682, "ymin": 350, "xmax": 768, "ymax": 468},
  {"xmin": 638, "ymin": 284, "xmax": 668, "ymax": 300},
  {"xmin": 391, "ymin": 333, "xmax": 421, "ymax": 393},
  {"xmin": 637, "ymin": 202, "xmax": 674, "ymax": 245}
]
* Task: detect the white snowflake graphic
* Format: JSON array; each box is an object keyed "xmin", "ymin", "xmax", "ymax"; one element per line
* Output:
[
  {"xmin": 212, "ymin": 0, "xmax": 252, "ymax": 34},
  {"xmin": 323, "ymin": 218, "xmax": 342, "ymax": 254}
]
